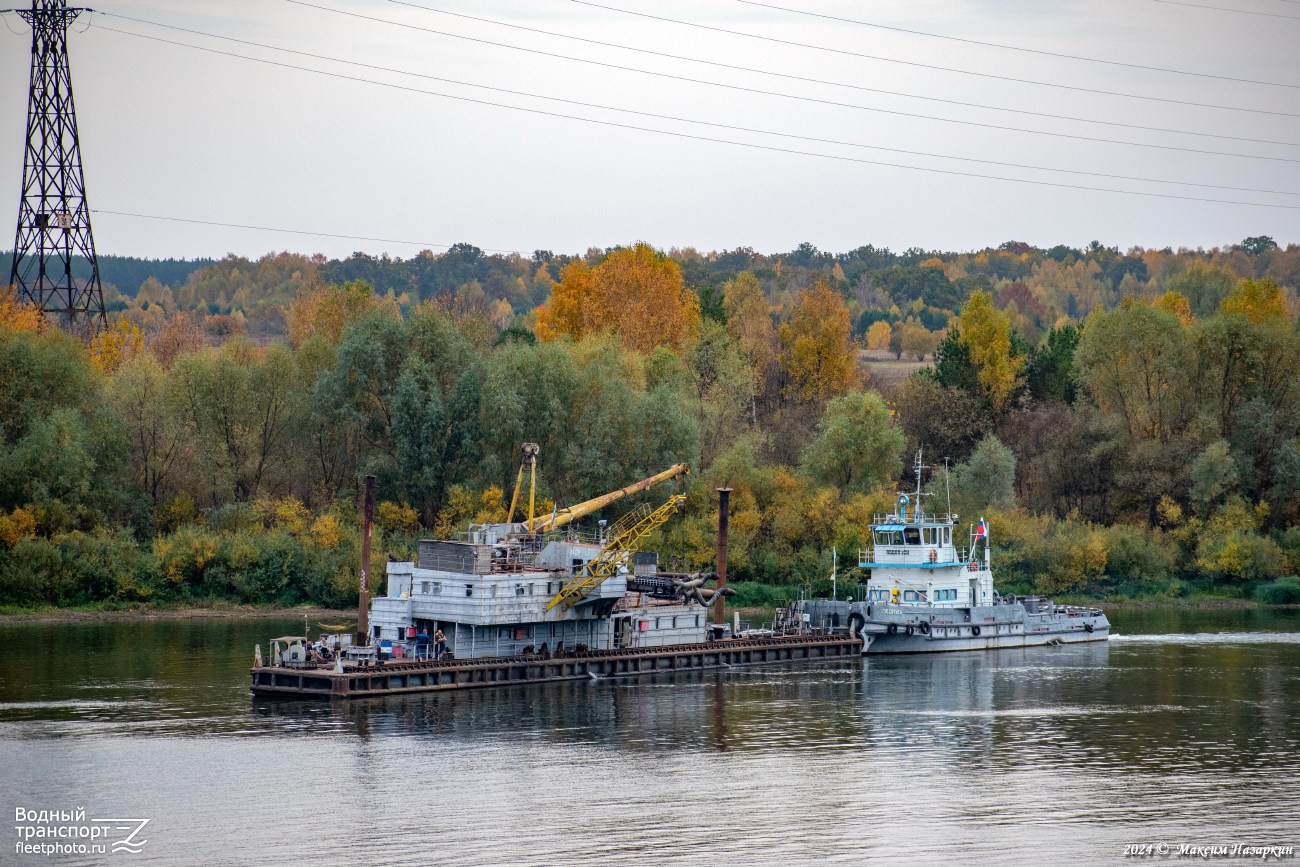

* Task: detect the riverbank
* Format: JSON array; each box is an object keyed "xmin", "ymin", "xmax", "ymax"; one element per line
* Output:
[{"xmin": 0, "ymin": 601, "xmax": 357, "ymax": 626}]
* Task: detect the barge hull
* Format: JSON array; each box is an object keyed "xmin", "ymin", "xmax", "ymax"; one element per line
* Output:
[{"xmin": 250, "ymin": 634, "xmax": 863, "ymax": 699}]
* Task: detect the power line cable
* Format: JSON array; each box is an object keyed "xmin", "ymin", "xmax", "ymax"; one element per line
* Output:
[
  {"xmin": 92, "ymin": 209, "xmax": 525, "ymax": 253},
  {"xmin": 732, "ymin": 0, "xmax": 1300, "ymax": 89},
  {"xmin": 93, "ymin": 13, "xmax": 1300, "ymax": 196},
  {"xmin": 373, "ymin": 0, "xmax": 1300, "ymax": 142},
  {"xmin": 1148, "ymin": 0, "xmax": 1300, "ymax": 17},
  {"xmin": 569, "ymin": 0, "xmax": 1300, "ymax": 116},
  {"xmin": 273, "ymin": 1, "xmax": 1300, "ymax": 161},
  {"xmin": 357, "ymin": 1, "xmax": 1300, "ymax": 124},
  {"xmin": 87, "ymin": 24, "xmax": 1300, "ymax": 210}
]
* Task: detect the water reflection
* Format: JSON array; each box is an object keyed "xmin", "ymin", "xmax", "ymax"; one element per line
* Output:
[{"xmin": 3, "ymin": 616, "xmax": 1299, "ymax": 866}]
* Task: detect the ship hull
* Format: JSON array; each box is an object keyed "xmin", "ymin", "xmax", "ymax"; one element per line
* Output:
[{"xmin": 862, "ymin": 625, "xmax": 1109, "ymax": 653}]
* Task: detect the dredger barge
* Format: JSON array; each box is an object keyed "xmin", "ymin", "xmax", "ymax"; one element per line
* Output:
[{"xmin": 250, "ymin": 447, "xmax": 1107, "ymax": 699}]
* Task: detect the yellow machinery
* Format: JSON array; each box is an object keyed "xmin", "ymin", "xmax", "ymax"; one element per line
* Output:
[
  {"xmin": 506, "ymin": 443, "xmax": 540, "ymax": 527},
  {"xmin": 526, "ymin": 462, "xmax": 690, "ymax": 534},
  {"xmin": 546, "ymin": 494, "xmax": 686, "ymax": 612}
]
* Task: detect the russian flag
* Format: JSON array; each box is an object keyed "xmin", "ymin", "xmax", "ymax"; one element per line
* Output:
[{"xmin": 977, "ymin": 518, "xmax": 987, "ymax": 539}]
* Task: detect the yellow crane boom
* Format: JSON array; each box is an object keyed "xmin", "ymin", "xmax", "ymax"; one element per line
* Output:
[
  {"xmin": 545, "ymin": 494, "xmax": 686, "ymax": 611},
  {"xmin": 526, "ymin": 463, "xmax": 690, "ymax": 534}
]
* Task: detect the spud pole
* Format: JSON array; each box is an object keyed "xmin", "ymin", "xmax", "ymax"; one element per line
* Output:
[
  {"xmin": 357, "ymin": 475, "xmax": 376, "ymax": 647},
  {"xmin": 715, "ymin": 487, "xmax": 732, "ymax": 627}
]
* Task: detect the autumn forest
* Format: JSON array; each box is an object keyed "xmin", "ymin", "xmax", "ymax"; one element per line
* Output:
[{"xmin": 3, "ymin": 236, "xmax": 1300, "ymax": 611}]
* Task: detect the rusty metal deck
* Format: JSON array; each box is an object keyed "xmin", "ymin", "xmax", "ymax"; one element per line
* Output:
[{"xmin": 249, "ymin": 634, "xmax": 863, "ymax": 699}]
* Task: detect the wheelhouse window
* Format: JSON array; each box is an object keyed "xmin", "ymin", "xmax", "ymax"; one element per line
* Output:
[
  {"xmin": 904, "ymin": 527, "xmax": 921, "ymax": 545},
  {"xmin": 876, "ymin": 529, "xmax": 904, "ymax": 546},
  {"xmin": 943, "ymin": 527, "xmax": 951, "ymax": 545}
]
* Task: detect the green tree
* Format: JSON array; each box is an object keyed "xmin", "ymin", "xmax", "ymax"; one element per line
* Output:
[
  {"xmin": 1165, "ymin": 262, "xmax": 1235, "ymax": 319},
  {"xmin": 952, "ymin": 435, "xmax": 1016, "ymax": 513},
  {"xmin": 1025, "ymin": 324, "xmax": 1080, "ymax": 404},
  {"xmin": 683, "ymin": 321, "xmax": 753, "ymax": 470},
  {"xmin": 1075, "ymin": 300, "xmax": 1195, "ymax": 524},
  {"xmin": 110, "ymin": 353, "xmax": 184, "ymax": 502},
  {"xmin": 800, "ymin": 391, "xmax": 904, "ymax": 494}
]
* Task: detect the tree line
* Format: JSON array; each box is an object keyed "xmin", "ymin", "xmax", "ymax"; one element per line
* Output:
[{"xmin": 2, "ymin": 234, "xmax": 1299, "ymax": 611}]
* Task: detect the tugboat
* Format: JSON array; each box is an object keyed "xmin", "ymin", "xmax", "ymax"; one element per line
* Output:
[{"xmin": 798, "ymin": 452, "xmax": 1109, "ymax": 653}]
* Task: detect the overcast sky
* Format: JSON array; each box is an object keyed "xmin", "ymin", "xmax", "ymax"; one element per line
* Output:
[{"xmin": 2, "ymin": 0, "xmax": 1298, "ymax": 260}]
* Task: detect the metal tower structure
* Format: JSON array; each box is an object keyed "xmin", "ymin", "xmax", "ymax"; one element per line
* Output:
[{"xmin": 7, "ymin": 0, "xmax": 105, "ymax": 328}]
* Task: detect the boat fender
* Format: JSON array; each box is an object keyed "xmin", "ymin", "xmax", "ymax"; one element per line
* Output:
[
  {"xmin": 971, "ymin": 625, "xmax": 981, "ymax": 637},
  {"xmin": 918, "ymin": 621, "xmax": 930, "ymax": 635},
  {"xmin": 887, "ymin": 623, "xmax": 898, "ymax": 635},
  {"xmin": 905, "ymin": 625, "xmax": 915, "ymax": 637},
  {"xmin": 849, "ymin": 612, "xmax": 866, "ymax": 636},
  {"xmin": 1084, "ymin": 622, "xmax": 1094, "ymax": 633}
]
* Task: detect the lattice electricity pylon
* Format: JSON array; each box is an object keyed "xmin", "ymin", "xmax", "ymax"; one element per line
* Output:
[{"xmin": 6, "ymin": 0, "xmax": 105, "ymax": 328}]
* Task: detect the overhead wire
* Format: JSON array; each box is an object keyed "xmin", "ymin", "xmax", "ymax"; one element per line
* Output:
[
  {"xmin": 1147, "ymin": 0, "xmax": 1300, "ymax": 17},
  {"xmin": 92, "ymin": 12, "xmax": 1300, "ymax": 197},
  {"xmin": 731, "ymin": 0, "xmax": 1300, "ymax": 89},
  {"xmin": 86, "ymin": 23, "xmax": 1300, "ymax": 210},
  {"xmin": 271, "ymin": 2, "xmax": 1300, "ymax": 161},
  {"xmin": 568, "ymin": 0, "xmax": 1300, "ymax": 115},
  {"xmin": 371, "ymin": 0, "xmax": 1300, "ymax": 141}
]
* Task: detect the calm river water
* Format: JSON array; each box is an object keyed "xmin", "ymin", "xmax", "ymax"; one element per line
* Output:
[{"xmin": 2, "ymin": 608, "xmax": 1299, "ymax": 865}]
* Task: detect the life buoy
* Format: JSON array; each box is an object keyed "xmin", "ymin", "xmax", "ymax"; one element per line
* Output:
[
  {"xmin": 918, "ymin": 621, "xmax": 930, "ymax": 635},
  {"xmin": 887, "ymin": 623, "xmax": 898, "ymax": 635},
  {"xmin": 1084, "ymin": 622, "xmax": 1094, "ymax": 633},
  {"xmin": 968, "ymin": 559, "xmax": 979, "ymax": 572},
  {"xmin": 929, "ymin": 549, "xmax": 938, "ymax": 563},
  {"xmin": 971, "ymin": 625, "xmax": 981, "ymax": 637}
]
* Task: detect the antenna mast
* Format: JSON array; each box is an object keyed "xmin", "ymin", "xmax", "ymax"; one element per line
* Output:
[
  {"xmin": 944, "ymin": 457, "xmax": 952, "ymax": 520},
  {"xmin": 8, "ymin": 0, "xmax": 106, "ymax": 329}
]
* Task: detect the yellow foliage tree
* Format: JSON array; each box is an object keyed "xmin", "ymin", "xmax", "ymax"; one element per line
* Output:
[
  {"xmin": 0, "ymin": 286, "xmax": 46, "ymax": 333},
  {"xmin": 536, "ymin": 243, "xmax": 699, "ymax": 351},
  {"xmin": 287, "ymin": 279, "xmax": 395, "ymax": 347},
  {"xmin": 959, "ymin": 290, "xmax": 1024, "ymax": 415},
  {"xmin": 254, "ymin": 495, "xmax": 309, "ymax": 534},
  {"xmin": 0, "ymin": 507, "xmax": 37, "ymax": 547},
  {"xmin": 779, "ymin": 277, "xmax": 858, "ymax": 401},
  {"xmin": 1220, "ymin": 277, "xmax": 1287, "ymax": 323},
  {"xmin": 310, "ymin": 513, "xmax": 341, "ymax": 550},
  {"xmin": 88, "ymin": 317, "xmax": 145, "ymax": 374},
  {"xmin": 723, "ymin": 271, "xmax": 776, "ymax": 377},
  {"xmin": 900, "ymin": 322, "xmax": 936, "ymax": 360},
  {"xmin": 490, "ymin": 298, "xmax": 513, "ymax": 329},
  {"xmin": 1152, "ymin": 290, "xmax": 1193, "ymax": 326},
  {"xmin": 865, "ymin": 320, "xmax": 892, "ymax": 351},
  {"xmin": 376, "ymin": 501, "xmax": 419, "ymax": 533}
]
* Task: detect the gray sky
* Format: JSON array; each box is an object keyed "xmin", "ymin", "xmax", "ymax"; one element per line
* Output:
[{"xmin": 2, "ymin": 0, "xmax": 1298, "ymax": 260}]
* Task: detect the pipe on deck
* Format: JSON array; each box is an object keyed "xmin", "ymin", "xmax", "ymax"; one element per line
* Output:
[{"xmin": 527, "ymin": 463, "xmax": 690, "ymax": 533}]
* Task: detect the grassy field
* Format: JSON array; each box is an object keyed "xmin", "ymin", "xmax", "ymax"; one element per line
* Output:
[{"xmin": 859, "ymin": 352, "xmax": 932, "ymax": 391}]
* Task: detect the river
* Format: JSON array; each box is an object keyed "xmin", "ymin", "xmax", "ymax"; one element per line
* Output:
[{"xmin": 2, "ymin": 608, "xmax": 1298, "ymax": 865}]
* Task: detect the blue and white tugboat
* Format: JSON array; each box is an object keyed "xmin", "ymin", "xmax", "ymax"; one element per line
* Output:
[{"xmin": 798, "ymin": 452, "xmax": 1110, "ymax": 653}]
